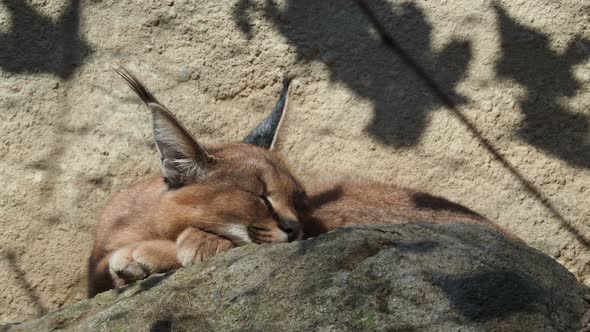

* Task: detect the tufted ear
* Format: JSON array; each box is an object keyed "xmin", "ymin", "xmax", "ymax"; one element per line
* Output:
[
  {"xmin": 243, "ymin": 78, "xmax": 291, "ymax": 150},
  {"xmin": 115, "ymin": 67, "xmax": 215, "ymax": 188}
]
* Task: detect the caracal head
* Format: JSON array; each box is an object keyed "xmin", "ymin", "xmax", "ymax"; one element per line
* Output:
[{"xmin": 116, "ymin": 67, "xmax": 305, "ymax": 245}]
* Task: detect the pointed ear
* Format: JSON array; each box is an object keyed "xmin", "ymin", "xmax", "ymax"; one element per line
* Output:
[
  {"xmin": 244, "ymin": 78, "xmax": 291, "ymax": 150},
  {"xmin": 115, "ymin": 67, "xmax": 215, "ymax": 187}
]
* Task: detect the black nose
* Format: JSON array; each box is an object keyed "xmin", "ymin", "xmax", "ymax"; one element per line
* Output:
[{"xmin": 278, "ymin": 219, "xmax": 300, "ymax": 241}]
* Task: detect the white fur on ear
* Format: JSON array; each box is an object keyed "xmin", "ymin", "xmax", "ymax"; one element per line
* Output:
[
  {"xmin": 148, "ymin": 103, "xmax": 215, "ymax": 187},
  {"xmin": 269, "ymin": 84, "xmax": 289, "ymax": 151},
  {"xmin": 243, "ymin": 78, "xmax": 291, "ymax": 150},
  {"xmin": 115, "ymin": 67, "xmax": 214, "ymax": 187}
]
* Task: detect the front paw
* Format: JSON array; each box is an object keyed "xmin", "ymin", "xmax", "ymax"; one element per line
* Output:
[
  {"xmin": 108, "ymin": 240, "xmax": 180, "ymax": 287},
  {"xmin": 176, "ymin": 228, "xmax": 234, "ymax": 267},
  {"xmin": 109, "ymin": 246, "xmax": 148, "ymax": 287}
]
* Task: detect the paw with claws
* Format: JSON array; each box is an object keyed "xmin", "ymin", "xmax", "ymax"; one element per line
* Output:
[{"xmin": 108, "ymin": 240, "xmax": 181, "ymax": 287}]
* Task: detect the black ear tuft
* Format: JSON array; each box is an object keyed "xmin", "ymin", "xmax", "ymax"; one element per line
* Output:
[
  {"xmin": 244, "ymin": 78, "xmax": 291, "ymax": 150},
  {"xmin": 115, "ymin": 66, "xmax": 214, "ymax": 188}
]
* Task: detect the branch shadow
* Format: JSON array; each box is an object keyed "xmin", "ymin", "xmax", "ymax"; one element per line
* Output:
[
  {"xmin": 233, "ymin": 0, "xmax": 590, "ymax": 250},
  {"xmin": 300, "ymin": 185, "xmax": 343, "ymax": 239},
  {"xmin": 0, "ymin": 0, "xmax": 92, "ymax": 78},
  {"xmin": 234, "ymin": 0, "xmax": 471, "ymax": 147},
  {"xmin": 0, "ymin": 0, "xmax": 95, "ymax": 209},
  {"xmin": 493, "ymin": 2, "xmax": 590, "ymax": 168}
]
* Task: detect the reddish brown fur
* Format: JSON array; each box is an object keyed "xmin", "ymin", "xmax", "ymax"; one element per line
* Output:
[
  {"xmin": 88, "ymin": 143, "xmax": 304, "ymax": 297},
  {"xmin": 300, "ymin": 175, "xmax": 517, "ymax": 240},
  {"xmin": 90, "ymin": 68, "xmax": 516, "ymax": 298},
  {"xmin": 88, "ymin": 69, "xmax": 302, "ymax": 297},
  {"xmin": 89, "ymin": 169, "xmax": 516, "ymax": 296}
]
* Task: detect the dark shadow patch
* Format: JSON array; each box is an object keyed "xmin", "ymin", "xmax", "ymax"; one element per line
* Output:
[
  {"xmin": 232, "ymin": 0, "xmax": 254, "ymax": 40},
  {"xmin": 433, "ymin": 271, "xmax": 542, "ymax": 322},
  {"xmin": 301, "ymin": 185, "xmax": 344, "ymax": 239},
  {"xmin": 0, "ymin": 0, "xmax": 92, "ymax": 78},
  {"xmin": 493, "ymin": 2, "xmax": 590, "ymax": 169},
  {"xmin": 150, "ymin": 319, "xmax": 174, "ymax": 332},
  {"xmin": 412, "ymin": 192, "xmax": 483, "ymax": 219},
  {"xmin": 306, "ymin": 185, "xmax": 344, "ymax": 210}
]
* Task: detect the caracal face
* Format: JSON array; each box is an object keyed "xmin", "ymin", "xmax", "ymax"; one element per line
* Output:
[{"xmin": 166, "ymin": 143, "xmax": 306, "ymax": 244}]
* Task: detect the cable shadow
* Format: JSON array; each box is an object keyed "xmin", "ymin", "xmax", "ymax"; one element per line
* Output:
[
  {"xmin": 234, "ymin": 0, "xmax": 471, "ymax": 147},
  {"xmin": 351, "ymin": 0, "xmax": 590, "ymax": 249},
  {"xmin": 493, "ymin": 2, "xmax": 590, "ymax": 168},
  {"xmin": 0, "ymin": 0, "xmax": 92, "ymax": 78},
  {"xmin": 2, "ymin": 251, "xmax": 48, "ymax": 317}
]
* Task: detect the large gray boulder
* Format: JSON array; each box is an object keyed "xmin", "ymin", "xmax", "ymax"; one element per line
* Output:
[{"xmin": 3, "ymin": 223, "xmax": 587, "ymax": 331}]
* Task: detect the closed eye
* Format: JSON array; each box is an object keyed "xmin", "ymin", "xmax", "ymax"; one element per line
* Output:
[
  {"xmin": 259, "ymin": 195, "xmax": 272, "ymax": 210},
  {"xmin": 259, "ymin": 195, "xmax": 282, "ymax": 220}
]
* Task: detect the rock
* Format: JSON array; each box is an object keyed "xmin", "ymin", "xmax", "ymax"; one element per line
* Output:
[{"xmin": 3, "ymin": 223, "xmax": 587, "ymax": 331}]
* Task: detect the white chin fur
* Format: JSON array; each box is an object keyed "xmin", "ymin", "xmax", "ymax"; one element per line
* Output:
[{"xmin": 224, "ymin": 224, "xmax": 252, "ymax": 246}]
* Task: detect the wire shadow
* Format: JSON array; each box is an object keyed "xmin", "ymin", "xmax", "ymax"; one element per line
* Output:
[
  {"xmin": 353, "ymin": 0, "xmax": 590, "ymax": 249},
  {"xmin": 0, "ymin": 0, "xmax": 92, "ymax": 78},
  {"xmin": 493, "ymin": 2, "xmax": 590, "ymax": 168},
  {"xmin": 233, "ymin": 0, "xmax": 590, "ymax": 249},
  {"xmin": 233, "ymin": 0, "xmax": 471, "ymax": 147},
  {"xmin": 3, "ymin": 251, "xmax": 48, "ymax": 316}
]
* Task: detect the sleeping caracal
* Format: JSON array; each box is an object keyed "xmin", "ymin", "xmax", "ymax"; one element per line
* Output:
[
  {"xmin": 87, "ymin": 68, "xmax": 304, "ymax": 297},
  {"xmin": 89, "ymin": 69, "xmax": 515, "ymax": 297}
]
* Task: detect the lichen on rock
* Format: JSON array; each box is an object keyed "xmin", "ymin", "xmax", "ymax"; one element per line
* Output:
[{"xmin": 3, "ymin": 223, "xmax": 587, "ymax": 332}]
